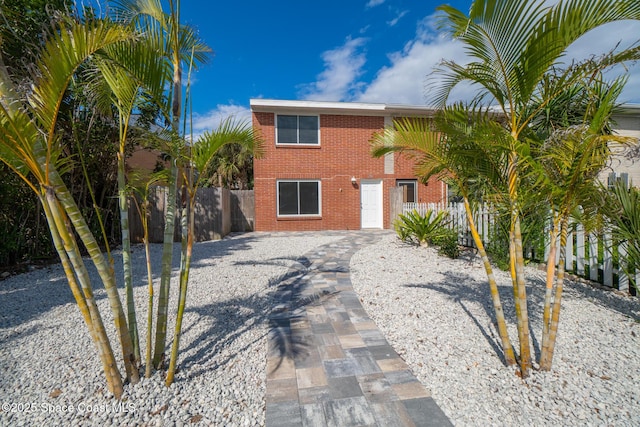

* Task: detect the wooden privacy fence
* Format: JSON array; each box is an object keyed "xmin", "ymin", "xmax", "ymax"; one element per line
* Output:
[
  {"xmin": 402, "ymin": 202, "xmax": 639, "ymax": 295},
  {"xmin": 128, "ymin": 187, "xmax": 255, "ymax": 243}
]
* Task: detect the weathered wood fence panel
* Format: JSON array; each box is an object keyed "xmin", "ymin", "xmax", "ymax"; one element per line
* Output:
[
  {"xmin": 129, "ymin": 187, "xmax": 254, "ymax": 243},
  {"xmin": 231, "ymin": 190, "xmax": 255, "ymax": 232}
]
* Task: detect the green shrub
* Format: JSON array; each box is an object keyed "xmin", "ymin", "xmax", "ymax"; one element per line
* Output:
[
  {"xmin": 394, "ymin": 209, "xmax": 450, "ymax": 247},
  {"xmin": 604, "ymin": 183, "xmax": 640, "ymax": 293},
  {"xmin": 432, "ymin": 228, "xmax": 461, "ymax": 259},
  {"xmin": 394, "ymin": 209, "xmax": 460, "ymax": 258}
]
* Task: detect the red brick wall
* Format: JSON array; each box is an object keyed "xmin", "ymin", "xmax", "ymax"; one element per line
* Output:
[{"xmin": 253, "ymin": 112, "xmax": 446, "ymax": 231}]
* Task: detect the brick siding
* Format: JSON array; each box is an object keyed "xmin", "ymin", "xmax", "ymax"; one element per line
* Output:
[{"xmin": 253, "ymin": 111, "xmax": 446, "ymax": 231}]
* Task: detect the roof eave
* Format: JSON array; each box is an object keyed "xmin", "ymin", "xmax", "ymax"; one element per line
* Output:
[{"xmin": 250, "ymin": 98, "xmax": 438, "ymax": 117}]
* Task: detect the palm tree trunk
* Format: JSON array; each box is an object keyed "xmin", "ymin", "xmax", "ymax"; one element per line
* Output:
[
  {"xmin": 118, "ymin": 152, "xmax": 140, "ymax": 364},
  {"xmin": 132, "ymin": 192, "xmax": 155, "ymax": 378},
  {"xmin": 540, "ymin": 214, "xmax": 560, "ymax": 368},
  {"xmin": 462, "ymin": 197, "xmax": 516, "ymax": 366},
  {"xmin": 166, "ymin": 186, "xmax": 193, "ymax": 385},
  {"xmin": 153, "ymin": 164, "xmax": 179, "ymax": 368},
  {"xmin": 153, "ymin": 0, "xmax": 184, "ymax": 368},
  {"xmin": 48, "ymin": 168, "xmax": 140, "ymax": 384},
  {"xmin": 540, "ymin": 217, "xmax": 569, "ymax": 370},
  {"xmin": 142, "ymin": 205, "xmax": 155, "ymax": 378},
  {"xmin": 42, "ymin": 189, "xmax": 124, "ymax": 397},
  {"xmin": 513, "ymin": 217, "xmax": 532, "ymax": 377},
  {"xmin": 506, "ymin": 150, "xmax": 532, "ymax": 377}
]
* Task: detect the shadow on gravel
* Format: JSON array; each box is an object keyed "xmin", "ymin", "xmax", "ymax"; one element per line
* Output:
[
  {"xmin": 0, "ymin": 233, "xmax": 257, "ymax": 344},
  {"xmin": 177, "ymin": 254, "xmax": 341, "ymax": 380},
  {"xmin": 563, "ymin": 281, "xmax": 640, "ymax": 322},
  {"xmin": 404, "ymin": 270, "xmax": 545, "ymax": 366}
]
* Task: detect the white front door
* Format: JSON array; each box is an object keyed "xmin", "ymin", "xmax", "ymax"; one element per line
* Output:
[{"xmin": 360, "ymin": 180, "xmax": 383, "ymax": 229}]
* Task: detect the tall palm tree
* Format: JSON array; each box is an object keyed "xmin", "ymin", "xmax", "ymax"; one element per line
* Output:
[
  {"xmin": 371, "ymin": 108, "xmax": 517, "ymax": 366},
  {"xmin": 531, "ymin": 74, "xmax": 635, "ymax": 369},
  {"xmin": 432, "ymin": 0, "xmax": 640, "ymax": 377},
  {"xmin": 111, "ymin": 0, "xmax": 211, "ymax": 370},
  {"xmin": 0, "ymin": 17, "xmax": 138, "ymax": 399},
  {"xmin": 88, "ymin": 31, "xmax": 173, "ymax": 365},
  {"xmin": 164, "ymin": 116, "xmax": 264, "ymax": 385}
]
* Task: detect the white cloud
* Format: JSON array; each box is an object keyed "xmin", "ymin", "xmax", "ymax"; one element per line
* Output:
[
  {"xmin": 387, "ymin": 10, "xmax": 408, "ymax": 27},
  {"xmin": 366, "ymin": 0, "xmax": 385, "ymax": 8},
  {"xmin": 356, "ymin": 12, "xmax": 640, "ymax": 105},
  {"xmin": 300, "ymin": 8, "xmax": 640, "ymax": 108},
  {"xmin": 298, "ymin": 37, "xmax": 368, "ymax": 102},
  {"xmin": 191, "ymin": 104, "xmax": 252, "ymax": 138},
  {"xmin": 563, "ymin": 21, "xmax": 640, "ymax": 104},
  {"xmin": 356, "ymin": 16, "xmax": 471, "ymax": 105}
]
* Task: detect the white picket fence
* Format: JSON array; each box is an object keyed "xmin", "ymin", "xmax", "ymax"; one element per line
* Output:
[{"xmin": 402, "ymin": 202, "xmax": 639, "ymax": 295}]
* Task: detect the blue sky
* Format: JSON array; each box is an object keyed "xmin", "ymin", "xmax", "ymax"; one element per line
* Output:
[{"xmin": 82, "ymin": 1, "xmax": 640, "ymax": 134}]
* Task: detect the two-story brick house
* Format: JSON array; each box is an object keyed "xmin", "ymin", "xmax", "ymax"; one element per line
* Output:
[{"xmin": 251, "ymin": 99, "xmax": 447, "ymax": 231}]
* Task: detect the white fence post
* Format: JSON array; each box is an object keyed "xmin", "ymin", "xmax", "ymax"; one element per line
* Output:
[
  {"xmin": 565, "ymin": 224, "xmax": 574, "ymax": 273},
  {"xmin": 619, "ymin": 242, "xmax": 629, "ymax": 293},
  {"xmin": 589, "ymin": 232, "xmax": 599, "ymax": 282},
  {"xmin": 603, "ymin": 231, "xmax": 613, "ymax": 288},
  {"xmin": 576, "ymin": 222, "xmax": 585, "ymax": 276}
]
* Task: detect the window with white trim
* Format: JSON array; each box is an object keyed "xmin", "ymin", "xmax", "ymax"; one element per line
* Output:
[
  {"xmin": 397, "ymin": 180, "xmax": 417, "ymax": 203},
  {"xmin": 277, "ymin": 180, "xmax": 321, "ymax": 216},
  {"xmin": 276, "ymin": 115, "xmax": 319, "ymax": 145}
]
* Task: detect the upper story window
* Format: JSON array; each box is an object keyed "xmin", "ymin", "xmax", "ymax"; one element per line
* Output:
[{"xmin": 276, "ymin": 115, "xmax": 319, "ymax": 145}]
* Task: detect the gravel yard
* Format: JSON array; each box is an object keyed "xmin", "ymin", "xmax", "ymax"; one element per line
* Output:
[
  {"xmin": 350, "ymin": 233, "xmax": 640, "ymax": 426},
  {"xmin": 1, "ymin": 230, "xmax": 639, "ymax": 426},
  {"xmin": 0, "ymin": 232, "xmax": 343, "ymax": 426}
]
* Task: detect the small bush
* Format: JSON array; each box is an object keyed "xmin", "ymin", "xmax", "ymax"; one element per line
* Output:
[
  {"xmin": 394, "ymin": 209, "xmax": 449, "ymax": 246},
  {"xmin": 432, "ymin": 229, "xmax": 461, "ymax": 259},
  {"xmin": 394, "ymin": 209, "xmax": 460, "ymax": 258}
]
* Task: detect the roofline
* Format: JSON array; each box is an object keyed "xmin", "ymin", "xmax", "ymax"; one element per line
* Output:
[
  {"xmin": 250, "ymin": 98, "xmax": 439, "ymax": 117},
  {"xmin": 250, "ymin": 98, "xmax": 640, "ymax": 117},
  {"xmin": 617, "ymin": 103, "xmax": 640, "ymax": 115}
]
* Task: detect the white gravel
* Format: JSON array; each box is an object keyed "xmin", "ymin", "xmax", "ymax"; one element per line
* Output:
[
  {"xmin": 0, "ymin": 232, "xmax": 343, "ymax": 426},
  {"xmin": 2, "ymin": 231, "xmax": 639, "ymax": 426},
  {"xmin": 350, "ymin": 232, "xmax": 640, "ymax": 426}
]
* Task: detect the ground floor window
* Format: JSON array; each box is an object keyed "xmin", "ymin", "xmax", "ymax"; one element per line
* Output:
[
  {"xmin": 277, "ymin": 180, "xmax": 321, "ymax": 216},
  {"xmin": 397, "ymin": 180, "xmax": 417, "ymax": 203}
]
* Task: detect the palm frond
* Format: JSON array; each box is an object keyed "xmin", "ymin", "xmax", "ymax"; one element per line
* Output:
[
  {"xmin": 192, "ymin": 117, "xmax": 264, "ymax": 184},
  {"xmin": 28, "ymin": 19, "xmax": 135, "ymax": 141}
]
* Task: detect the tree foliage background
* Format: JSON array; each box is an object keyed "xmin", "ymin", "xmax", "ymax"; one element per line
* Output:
[{"xmin": 0, "ymin": 0, "xmax": 123, "ymax": 270}]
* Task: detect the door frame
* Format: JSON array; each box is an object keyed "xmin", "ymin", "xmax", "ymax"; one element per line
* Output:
[{"xmin": 360, "ymin": 179, "xmax": 383, "ymax": 229}]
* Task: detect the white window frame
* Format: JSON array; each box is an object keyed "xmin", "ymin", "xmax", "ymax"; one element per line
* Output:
[
  {"xmin": 276, "ymin": 179, "xmax": 322, "ymax": 217},
  {"xmin": 397, "ymin": 180, "xmax": 418, "ymax": 203},
  {"xmin": 275, "ymin": 114, "xmax": 320, "ymax": 146}
]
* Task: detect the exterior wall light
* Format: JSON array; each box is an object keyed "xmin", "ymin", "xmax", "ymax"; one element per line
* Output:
[{"xmin": 351, "ymin": 176, "xmax": 357, "ymax": 184}]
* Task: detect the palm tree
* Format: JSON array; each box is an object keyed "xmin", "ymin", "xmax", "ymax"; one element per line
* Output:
[
  {"xmin": 111, "ymin": 0, "xmax": 211, "ymax": 370},
  {"xmin": 603, "ymin": 182, "xmax": 640, "ymax": 292},
  {"xmin": 89, "ymin": 30, "xmax": 173, "ymax": 365},
  {"xmin": 0, "ymin": 17, "xmax": 138, "ymax": 398},
  {"xmin": 432, "ymin": 0, "xmax": 640, "ymax": 377},
  {"xmin": 371, "ymin": 108, "xmax": 517, "ymax": 367},
  {"xmin": 164, "ymin": 116, "xmax": 264, "ymax": 385},
  {"xmin": 203, "ymin": 142, "xmax": 256, "ymax": 189},
  {"xmin": 528, "ymin": 73, "xmax": 634, "ymax": 370},
  {"xmin": 127, "ymin": 169, "xmax": 170, "ymax": 377}
]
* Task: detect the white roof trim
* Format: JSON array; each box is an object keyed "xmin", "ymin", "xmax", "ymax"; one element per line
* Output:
[
  {"xmin": 250, "ymin": 98, "xmax": 438, "ymax": 117},
  {"xmin": 250, "ymin": 98, "xmax": 640, "ymax": 117}
]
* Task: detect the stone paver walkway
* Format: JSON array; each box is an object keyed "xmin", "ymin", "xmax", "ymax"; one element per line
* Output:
[{"xmin": 266, "ymin": 231, "xmax": 452, "ymax": 427}]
